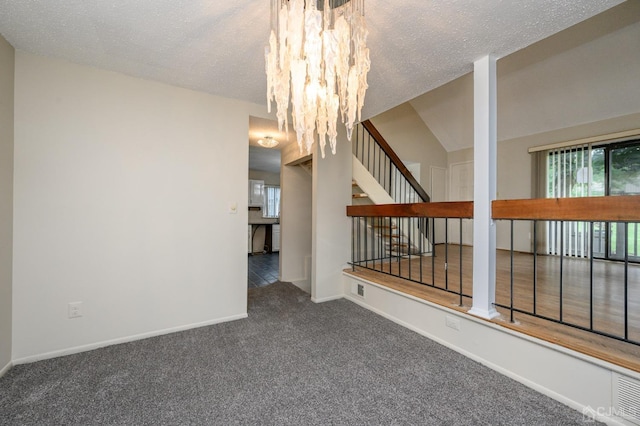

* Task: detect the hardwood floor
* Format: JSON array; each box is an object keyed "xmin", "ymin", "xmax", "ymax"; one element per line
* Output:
[{"xmin": 347, "ymin": 244, "xmax": 640, "ymax": 372}]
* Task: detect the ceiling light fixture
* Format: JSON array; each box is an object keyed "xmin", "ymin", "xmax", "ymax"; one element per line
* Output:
[
  {"xmin": 257, "ymin": 136, "xmax": 279, "ymax": 148},
  {"xmin": 266, "ymin": 0, "xmax": 370, "ymax": 158}
]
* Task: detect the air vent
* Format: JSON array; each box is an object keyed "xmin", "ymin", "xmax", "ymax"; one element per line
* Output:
[{"xmin": 613, "ymin": 373, "xmax": 640, "ymax": 425}]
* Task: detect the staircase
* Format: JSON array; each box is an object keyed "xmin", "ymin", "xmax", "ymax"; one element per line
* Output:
[
  {"xmin": 352, "ymin": 180, "xmax": 372, "ymax": 204},
  {"xmin": 351, "ymin": 120, "xmax": 431, "ymax": 258}
]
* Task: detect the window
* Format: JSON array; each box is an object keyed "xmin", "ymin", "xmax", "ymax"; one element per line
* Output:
[
  {"xmin": 263, "ymin": 185, "xmax": 280, "ymax": 218},
  {"xmin": 545, "ymin": 139, "xmax": 640, "ymax": 260}
]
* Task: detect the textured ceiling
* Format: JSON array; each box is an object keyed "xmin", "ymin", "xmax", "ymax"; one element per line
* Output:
[
  {"xmin": 409, "ymin": 1, "xmax": 640, "ymax": 152},
  {"xmin": 0, "ymin": 0, "xmax": 625, "ymax": 121}
]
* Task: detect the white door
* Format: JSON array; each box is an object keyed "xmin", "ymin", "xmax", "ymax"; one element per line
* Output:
[
  {"xmin": 449, "ymin": 161, "xmax": 473, "ymax": 245},
  {"xmin": 430, "ymin": 166, "xmax": 447, "ymax": 244}
]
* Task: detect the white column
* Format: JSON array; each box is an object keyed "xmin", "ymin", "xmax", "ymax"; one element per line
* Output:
[{"xmin": 468, "ymin": 55, "xmax": 499, "ymax": 320}]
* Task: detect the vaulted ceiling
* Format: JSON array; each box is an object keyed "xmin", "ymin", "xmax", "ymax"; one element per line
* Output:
[
  {"xmin": 0, "ymin": 0, "xmax": 625, "ymax": 122},
  {"xmin": 409, "ymin": 1, "xmax": 640, "ymax": 152}
]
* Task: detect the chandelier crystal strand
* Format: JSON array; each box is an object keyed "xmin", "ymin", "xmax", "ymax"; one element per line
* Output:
[{"xmin": 266, "ymin": 0, "xmax": 369, "ymax": 158}]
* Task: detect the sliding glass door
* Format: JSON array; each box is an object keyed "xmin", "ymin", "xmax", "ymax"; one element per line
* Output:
[
  {"xmin": 546, "ymin": 140, "xmax": 640, "ymax": 261},
  {"xmin": 608, "ymin": 144, "xmax": 640, "ymax": 261}
]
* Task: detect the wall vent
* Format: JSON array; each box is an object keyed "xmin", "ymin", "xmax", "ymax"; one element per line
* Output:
[{"xmin": 613, "ymin": 373, "xmax": 640, "ymax": 425}]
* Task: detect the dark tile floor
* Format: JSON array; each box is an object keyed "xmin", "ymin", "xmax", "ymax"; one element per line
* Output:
[{"xmin": 248, "ymin": 252, "xmax": 279, "ymax": 288}]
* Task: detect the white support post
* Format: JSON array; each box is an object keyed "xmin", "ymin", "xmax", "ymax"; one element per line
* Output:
[{"xmin": 468, "ymin": 55, "xmax": 499, "ymax": 320}]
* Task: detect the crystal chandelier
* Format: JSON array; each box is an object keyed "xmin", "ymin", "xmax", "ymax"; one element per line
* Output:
[{"xmin": 266, "ymin": 0, "xmax": 370, "ymax": 158}]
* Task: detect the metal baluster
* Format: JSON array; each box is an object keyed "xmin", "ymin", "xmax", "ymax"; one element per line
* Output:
[
  {"xmin": 459, "ymin": 218, "xmax": 463, "ymax": 306},
  {"xmin": 408, "ymin": 217, "xmax": 412, "ymax": 281},
  {"xmin": 373, "ymin": 138, "xmax": 377, "ymax": 182},
  {"xmin": 397, "ymin": 217, "xmax": 401, "ymax": 277},
  {"xmin": 533, "ymin": 220, "xmax": 537, "ymax": 316},
  {"xmin": 589, "ymin": 221, "xmax": 594, "ymax": 330},
  {"xmin": 559, "ymin": 221, "xmax": 564, "ymax": 322},
  {"xmin": 351, "ymin": 217, "xmax": 355, "ymax": 271},
  {"xmin": 432, "ymin": 218, "xmax": 436, "ymax": 287},
  {"xmin": 364, "ymin": 216, "xmax": 368, "ymax": 269},
  {"xmin": 419, "ymin": 216, "xmax": 423, "ymax": 284},
  {"xmin": 357, "ymin": 215, "xmax": 361, "ymax": 266},
  {"xmin": 354, "ymin": 124, "xmax": 359, "ymax": 158},
  {"xmin": 510, "ymin": 220, "xmax": 515, "ymax": 323},
  {"xmin": 445, "ymin": 218, "xmax": 449, "ymax": 290},
  {"xmin": 388, "ymin": 218, "xmax": 393, "ymax": 274},
  {"xmin": 625, "ymin": 222, "xmax": 629, "ymax": 340}
]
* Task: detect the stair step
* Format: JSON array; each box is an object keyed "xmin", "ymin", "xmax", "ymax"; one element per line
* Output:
[
  {"xmin": 352, "ymin": 193, "xmax": 369, "ymax": 199},
  {"xmin": 371, "ymin": 224, "xmax": 397, "ymax": 229},
  {"xmin": 392, "ymin": 243, "xmax": 409, "ymax": 248}
]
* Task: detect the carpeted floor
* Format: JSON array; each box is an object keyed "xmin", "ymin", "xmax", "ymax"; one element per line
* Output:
[{"xmin": 0, "ymin": 282, "xmax": 595, "ymax": 425}]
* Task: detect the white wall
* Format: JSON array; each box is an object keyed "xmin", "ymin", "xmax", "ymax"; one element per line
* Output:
[
  {"xmin": 370, "ymin": 102, "xmax": 448, "ymax": 198},
  {"xmin": 312, "ymin": 130, "xmax": 352, "ymax": 302},
  {"xmin": 248, "ymin": 169, "xmax": 280, "ymax": 186},
  {"xmin": 498, "ymin": 12, "xmax": 640, "ymax": 143},
  {"xmin": 411, "ymin": 3, "xmax": 640, "ymax": 153},
  {"xmin": 280, "ymin": 163, "xmax": 312, "ymax": 292},
  {"xmin": 0, "ymin": 34, "xmax": 14, "ymax": 374},
  {"xmin": 12, "ymin": 52, "xmax": 269, "ymax": 361}
]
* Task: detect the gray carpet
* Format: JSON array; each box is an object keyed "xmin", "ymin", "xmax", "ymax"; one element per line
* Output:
[{"xmin": 0, "ymin": 282, "xmax": 594, "ymax": 425}]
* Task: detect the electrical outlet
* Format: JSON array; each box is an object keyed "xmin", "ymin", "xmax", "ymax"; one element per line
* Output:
[
  {"xmin": 68, "ymin": 301, "xmax": 83, "ymax": 319},
  {"xmin": 445, "ymin": 315, "xmax": 460, "ymax": 331},
  {"xmin": 357, "ymin": 284, "xmax": 365, "ymax": 297}
]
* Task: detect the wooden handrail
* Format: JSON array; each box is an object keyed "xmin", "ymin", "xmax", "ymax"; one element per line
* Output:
[
  {"xmin": 347, "ymin": 196, "xmax": 640, "ymax": 222},
  {"xmin": 347, "ymin": 201, "xmax": 473, "ymax": 219},
  {"xmin": 361, "ymin": 120, "xmax": 431, "ymax": 202},
  {"xmin": 492, "ymin": 196, "xmax": 640, "ymax": 222}
]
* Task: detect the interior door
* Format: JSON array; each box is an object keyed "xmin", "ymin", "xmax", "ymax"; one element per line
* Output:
[
  {"xmin": 431, "ymin": 166, "xmax": 447, "ymax": 244},
  {"xmin": 449, "ymin": 161, "xmax": 473, "ymax": 245}
]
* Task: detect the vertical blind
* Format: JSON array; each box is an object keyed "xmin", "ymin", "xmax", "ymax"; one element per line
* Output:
[{"xmin": 546, "ymin": 144, "xmax": 594, "ymax": 258}]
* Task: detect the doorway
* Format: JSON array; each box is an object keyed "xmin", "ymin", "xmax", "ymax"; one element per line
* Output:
[{"xmin": 248, "ymin": 117, "xmax": 285, "ymax": 288}]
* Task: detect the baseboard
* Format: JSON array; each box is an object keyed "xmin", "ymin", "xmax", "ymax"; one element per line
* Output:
[
  {"xmin": 0, "ymin": 360, "xmax": 12, "ymax": 378},
  {"xmin": 12, "ymin": 313, "xmax": 248, "ymax": 365},
  {"xmin": 311, "ymin": 294, "xmax": 343, "ymax": 303},
  {"xmin": 291, "ymin": 279, "xmax": 311, "ymax": 294}
]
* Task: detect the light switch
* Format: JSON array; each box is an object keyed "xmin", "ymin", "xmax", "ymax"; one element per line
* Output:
[{"xmin": 229, "ymin": 202, "xmax": 238, "ymax": 214}]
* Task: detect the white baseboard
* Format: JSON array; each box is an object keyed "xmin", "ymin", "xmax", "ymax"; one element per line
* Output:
[
  {"xmin": 12, "ymin": 313, "xmax": 248, "ymax": 365},
  {"xmin": 291, "ymin": 279, "xmax": 311, "ymax": 294},
  {"xmin": 0, "ymin": 360, "xmax": 12, "ymax": 378},
  {"xmin": 311, "ymin": 294, "xmax": 343, "ymax": 303}
]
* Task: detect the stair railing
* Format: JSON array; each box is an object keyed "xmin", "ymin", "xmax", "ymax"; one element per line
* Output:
[
  {"xmin": 352, "ymin": 119, "xmax": 432, "ymax": 255},
  {"xmin": 353, "ymin": 120, "xmax": 430, "ymax": 204}
]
